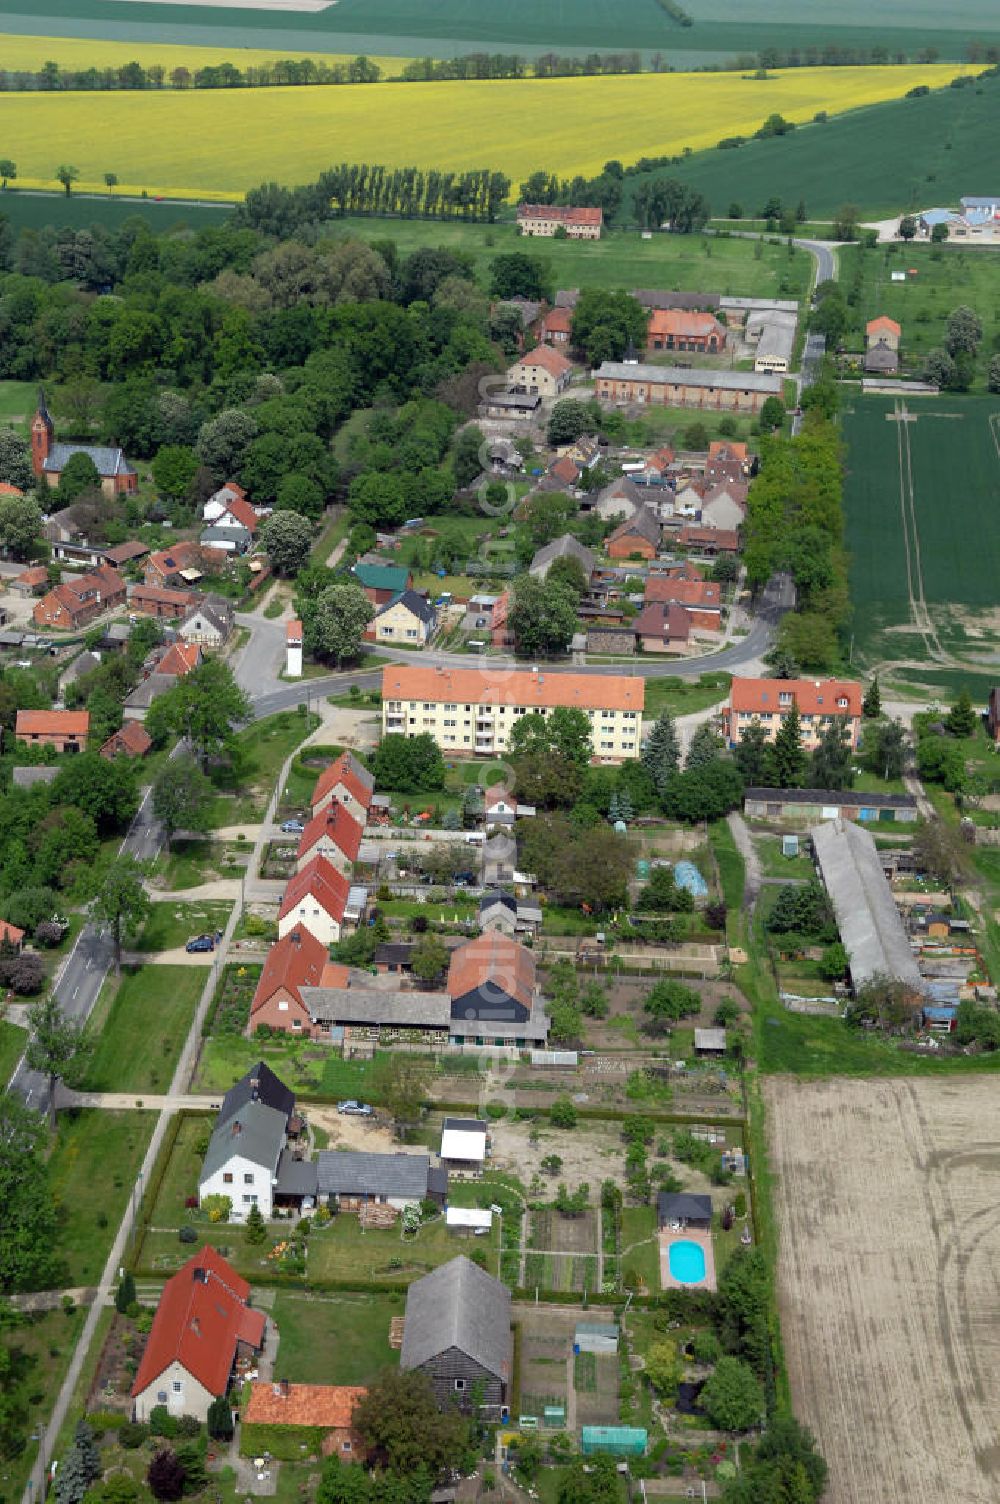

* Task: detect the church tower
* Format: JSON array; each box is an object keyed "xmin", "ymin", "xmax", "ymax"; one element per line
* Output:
[{"xmin": 31, "ymin": 389, "xmax": 53, "ymax": 478}]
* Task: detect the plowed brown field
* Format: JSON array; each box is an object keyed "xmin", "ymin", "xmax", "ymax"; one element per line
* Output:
[{"xmin": 766, "ymin": 1077, "xmax": 1000, "ymax": 1504}]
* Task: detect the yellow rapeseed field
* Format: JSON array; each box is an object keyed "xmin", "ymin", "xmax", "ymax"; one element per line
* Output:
[
  {"xmin": 0, "ymin": 63, "xmax": 970, "ymax": 201},
  {"xmin": 0, "ymin": 32, "xmax": 409, "ymax": 75}
]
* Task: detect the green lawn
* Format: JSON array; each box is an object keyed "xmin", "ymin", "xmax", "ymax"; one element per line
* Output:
[
  {"xmin": 0, "ymin": 1015, "xmax": 26, "ymax": 1087},
  {"xmin": 154, "ymin": 839, "xmax": 248, "ymax": 890},
  {"xmin": 146, "ymin": 1112, "xmax": 215, "ymax": 1227},
  {"xmin": 193, "ymin": 1034, "xmax": 381, "ymax": 1099},
  {"xmin": 844, "ymin": 394, "xmax": 1000, "ymax": 668},
  {"xmin": 49, "ymin": 1109, "xmax": 154, "ymax": 1285},
  {"xmin": 620, "ymin": 1205, "xmax": 659, "ymax": 1292},
  {"xmin": 0, "ymin": 379, "xmax": 36, "ymax": 434},
  {"xmin": 83, "ymin": 966, "xmax": 205, "ymax": 1093},
  {"xmin": 135, "ymin": 901, "xmax": 233, "ymax": 953},
  {"xmin": 271, "ymin": 1290, "xmax": 403, "ymax": 1384},
  {"xmin": 841, "ymin": 240, "xmax": 1000, "ymax": 387},
  {"xmin": 752, "ymin": 834, "xmax": 816, "ymax": 881},
  {"xmin": 205, "ymin": 708, "xmax": 321, "ymax": 824},
  {"xmin": 642, "ymin": 672, "xmax": 731, "ymax": 721},
  {"xmin": 280, "ymin": 743, "xmax": 345, "ymax": 810},
  {"xmin": 334, "ymin": 216, "xmax": 810, "ymax": 299}
]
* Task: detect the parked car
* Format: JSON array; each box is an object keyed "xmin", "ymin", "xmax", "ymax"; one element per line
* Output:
[
  {"xmin": 337, "ymin": 1100, "xmax": 373, "ymax": 1117},
  {"xmin": 280, "ymin": 819, "xmax": 305, "ymax": 834},
  {"xmin": 185, "ymin": 934, "xmax": 215, "ymax": 953}
]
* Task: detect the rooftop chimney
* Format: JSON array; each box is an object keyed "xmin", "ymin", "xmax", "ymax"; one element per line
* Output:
[
  {"xmin": 192, "ymin": 1267, "xmax": 207, "ymax": 1284},
  {"xmin": 190, "ymin": 1317, "xmax": 202, "ymax": 1337}
]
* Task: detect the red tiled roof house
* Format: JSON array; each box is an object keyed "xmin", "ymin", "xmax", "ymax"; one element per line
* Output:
[
  {"xmin": 244, "ymin": 1382, "xmax": 367, "ymax": 1460},
  {"xmin": 278, "ymin": 857, "xmax": 350, "ymax": 947},
  {"xmin": 516, "ymin": 204, "xmax": 602, "ymax": 240},
  {"xmin": 131, "ymin": 1247, "xmax": 266, "ymax": 1422},
  {"xmin": 33, "ymin": 566, "xmax": 126, "ymax": 631},
  {"xmin": 507, "ymin": 344, "xmax": 573, "ymax": 399},
  {"xmin": 101, "ymin": 722, "xmax": 152, "ymax": 760},
  {"xmin": 249, "ymin": 926, "xmax": 328, "ymax": 1036},
  {"xmin": 15, "ymin": 709, "xmax": 89, "ymax": 752},
  {"xmin": 647, "ymin": 309, "xmax": 727, "ymax": 354},
  {"xmin": 723, "ymin": 676, "xmax": 863, "ymax": 751},
  {"xmin": 295, "ymin": 802, "xmax": 363, "ymax": 878},
  {"xmin": 310, "ymin": 752, "xmax": 374, "ymax": 823}
]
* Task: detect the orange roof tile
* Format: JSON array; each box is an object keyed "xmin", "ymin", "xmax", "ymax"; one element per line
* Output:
[
  {"xmin": 645, "ymin": 577, "xmax": 721, "ymax": 609},
  {"xmin": 287, "ymin": 619, "xmax": 303, "ymax": 643},
  {"xmin": 223, "ymin": 495, "xmax": 259, "ymax": 533},
  {"xmin": 382, "ymin": 664, "xmax": 644, "ymax": 714},
  {"xmin": 707, "ymin": 441, "xmax": 748, "ymax": 462},
  {"xmin": 157, "ymin": 643, "xmax": 201, "ymax": 677},
  {"xmin": 320, "ymin": 962, "xmax": 350, "ymax": 989},
  {"xmin": 245, "ymin": 1383, "xmax": 366, "ymax": 1430},
  {"xmin": 729, "ymin": 676, "xmax": 862, "ymax": 718},
  {"xmin": 0, "ymin": 919, "xmax": 25, "ymax": 945},
  {"xmin": 548, "ymin": 456, "xmax": 581, "ymax": 485},
  {"xmin": 297, "ymin": 803, "xmax": 364, "ymax": 865},
  {"xmin": 678, "ymin": 525, "xmax": 740, "ymax": 550},
  {"xmin": 0, "ymin": 483, "xmax": 23, "ymax": 496},
  {"xmin": 542, "ymin": 307, "xmax": 573, "ymax": 334},
  {"xmin": 512, "ymin": 345, "xmax": 572, "ymax": 380},
  {"xmin": 16, "ymin": 566, "xmax": 49, "ymax": 587},
  {"xmin": 277, "ymin": 856, "xmax": 350, "ymax": 925},
  {"xmin": 447, "ymin": 932, "xmax": 536, "ymax": 1011},
  {"xmin": 131, "ymin": 1247, "xmax": 264, "ymax": 1400},
  {"xmin": 251, "ymin": 926, "xmax": 328, "ymax": 1017},
  {"xmin": 518, "ymin": 204, "xmax": 602, "ymax": 226},
  {"xmin": 100, "ymin": 723, "xmax": 152, "ymax": 759},
  {"xmin": 648, "ymin": 309, "xmax": 725, "ymax": 339},
  {"xmin": 310, "ymin": 753, "xmax": 374, "ymax": 814},
  {"xmin": 16, "ymin": 709, "xmax": 90, "ymax": 736},
  {"xmin": 866, "ymin": 315, "xmax": 901, "ymax": 336}
]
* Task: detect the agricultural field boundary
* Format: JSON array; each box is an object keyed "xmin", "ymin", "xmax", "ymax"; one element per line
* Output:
[{"xmin": 0, "ymin": 63, "xmax": 972, "ymax": 198}]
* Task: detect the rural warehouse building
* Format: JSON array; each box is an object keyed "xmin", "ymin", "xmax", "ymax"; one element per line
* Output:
[
  {"xmin": 381, "ymin": 665, "xmax": 644, "ymax": 760},
  {"xmin": 810, "ymin": 818, "xmax": 923, "ymax": 994},
  {"xmin": 593, "ymin": 362, "xmax": 781, "ymax": 414}
]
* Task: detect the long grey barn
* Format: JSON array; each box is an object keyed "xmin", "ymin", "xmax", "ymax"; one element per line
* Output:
[
  {"xmin": 400, "ymin": 1256, "xmax": 512, "ymax": 1417},
  {"xmin": 810, "ymin": 818, "xmax": 923, "ymax": 994}
]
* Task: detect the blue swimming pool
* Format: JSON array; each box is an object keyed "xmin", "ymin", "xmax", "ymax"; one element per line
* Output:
[{"xmin": 668, "ymin": 1239, "xmax": 707, "ymax": 1284}]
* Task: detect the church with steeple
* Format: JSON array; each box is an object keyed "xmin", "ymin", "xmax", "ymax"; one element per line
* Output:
[{"xmin": 31, "ymin": 389, "xmax": 138, "ymax": 500}]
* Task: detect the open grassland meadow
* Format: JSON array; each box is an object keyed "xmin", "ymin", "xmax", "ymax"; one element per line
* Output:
[
  {"xmin": 843, "ymin": 393, "xmax": 1000, "ymax": 672},
  {"xmin": 767, "ymin": 1076, "xmax": 1000, "ymax": 1504},
  {"xmin": 0, "ymin": 62, "xmax": 973, "ymax": 200}
]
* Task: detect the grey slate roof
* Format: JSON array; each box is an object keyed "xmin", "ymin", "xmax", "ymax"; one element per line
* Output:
[
  {"xmin": 201, "ymin": 1100, "xmax": 287, "ymax": 1181},
  {"xmin": 200, "ymin": 524, "xmax": 251, "ymax": 547},
  {"xmin": 610, "ymin": 505, "xmax": 661, "ymax": 547},
  {"xmin": 180, "ymin": 599, "xmax": 232, "ymax": 639},
  {"xmin": 595, "ymin": 361, "xmax": 782, "ymax": 394},
  {"xmin": 42, "ymin": 442, "xmax": 134, "ymax": 478},
  {"xmin": 442, "ymin": 1117, "xmax": 488, "ymax": 1136},
  {"xmin": 745, "ymin": 787, "xmax": 916, "ymax": 810},
  {"xmin": 123, "ymin": 673, "xmax": 176, "ymax": 710},
  {"xmin": 274, "ymin": 1149, "xmax": 319, "ymax": 1198},
  {"xmin": 317, "ymin": 1150, "xmax": 433, "ymax": 1199},
  {"xmin": 300, "ymin": 987, "xmax": 452, "ymax": 1029},
  {"xmin": 12, "ymin": 766, "xmax": 60, "ymax": 788},
  {"xmin": 61, "ymin": 651, "xmax": 101, "ymax": 685},
  {"xmin": 810, "ymin": 818, "xmax": 923, "ymax": 992},
  {"xmin": 401, "ymin": 1256, "xmax": 512, "ymax": 1380},
  {"xmin": 632, "ymin": 288, "xmax": 721, "ymax": 311},
  {"xmin": 378, "ymin": 589, "xmax": 436, "ymax": 625},
  {"xmin": 658, "ymin": 1192, "xmax": 713, "ymax": 1222},
  {"xmin": 219, "ymin": 1061, "xmax": 295, "ymax": 1128},
  {"xmin": 529, "ymin": 534, "xmax": 596, "ymax": 578},
  {"xmin": 342, "ymin": 751, "xmax": 375, "ymax": 793},
  {"xmin": 480, "ymin": 892, "xmax": 517, "ymax": 917}
]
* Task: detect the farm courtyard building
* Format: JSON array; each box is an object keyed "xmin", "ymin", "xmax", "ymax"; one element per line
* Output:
[
  {"xmin": 810, "ymin": 817, "xmax": 924, "ymax": 995},
  {"xmin": 723, "ymin": 677, "xmax": 862, "ymax": 751},
  {"xmin": 594, "ymin": 362, "xmax": 781, "ymax": 413},
  {"xmin": 381, "ymin": 664, "xmax": 644, "ymax": 760},
  {"xmin": 517, "ymin": 203, "xmax": 602, "ymax": 238}
]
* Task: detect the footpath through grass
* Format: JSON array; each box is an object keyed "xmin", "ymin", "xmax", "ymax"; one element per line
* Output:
[{"xmin": 83, "ymin": 965, "xmax": 204, "ymax": 1093}]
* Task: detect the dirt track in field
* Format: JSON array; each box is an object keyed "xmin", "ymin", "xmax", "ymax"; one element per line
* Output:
[{"xmin": 766, "ymin": 1076, "xmax": 1000, "ymax": 1504}]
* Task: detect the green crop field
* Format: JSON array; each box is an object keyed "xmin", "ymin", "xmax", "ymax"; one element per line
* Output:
[
  {"xmin": 624, "ymin": 72, "xmax": 1000, "ymax": 220},
  {"xmin": 0, "ymin": 190, "xmax": 231, "ymax": 235},
  {"xmin": 843, "ymin": 393, "xmax": 1000, "ymax": 671},
  {"xmin": 1, "ymin": 0, "xmax": 997, "ymax": 62},
  {"xmin": 839, "ymin": 241, "xmax": 1000, "ymax": 383}
]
